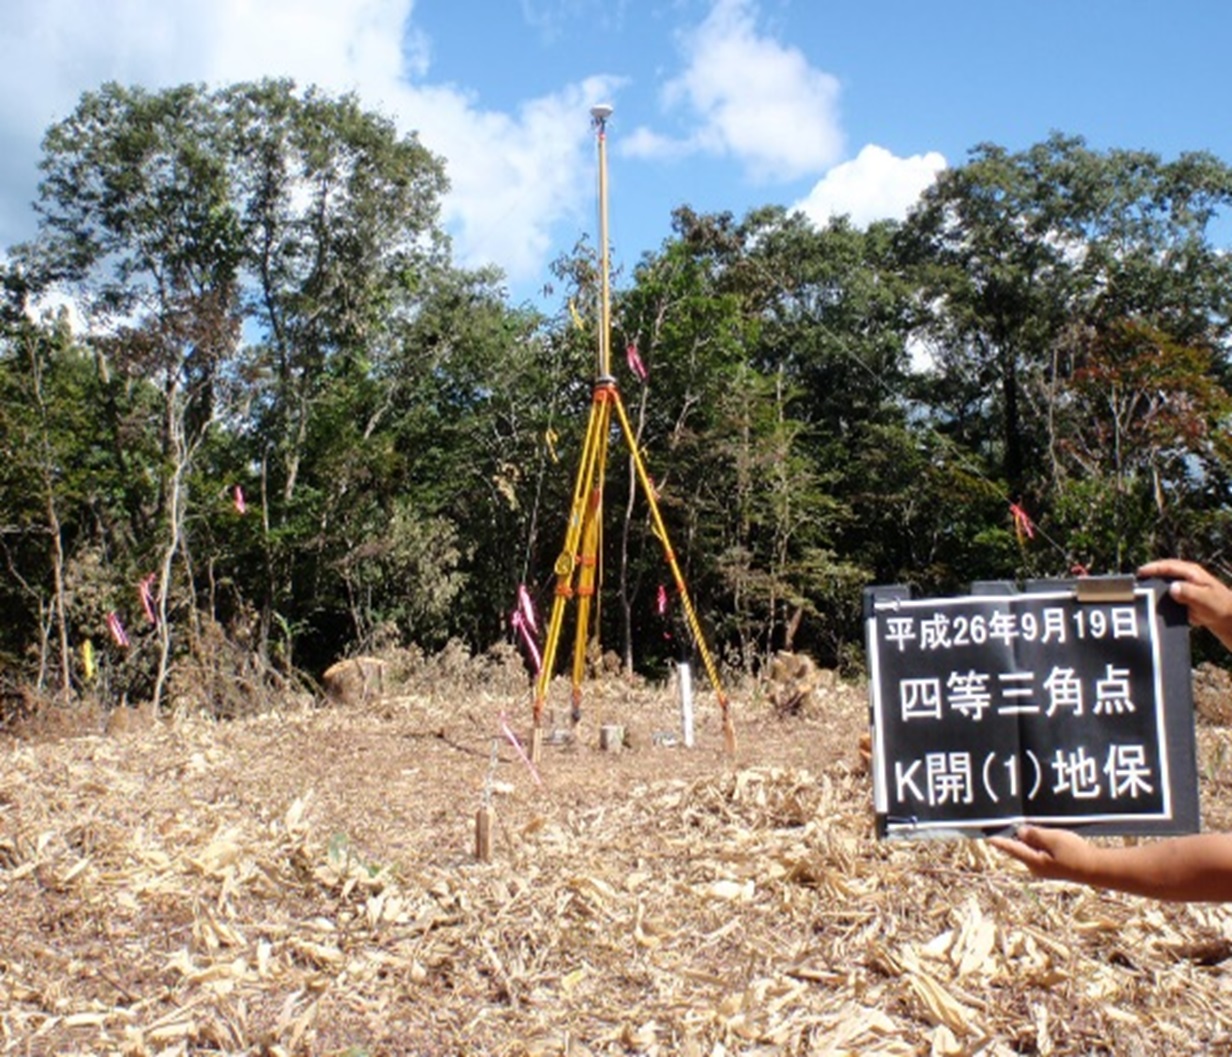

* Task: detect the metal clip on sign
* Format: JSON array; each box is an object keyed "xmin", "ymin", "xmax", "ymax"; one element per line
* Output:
[{"xmin": 1073, "ymin": 575, "xmax": 1136, "ymax": 604}]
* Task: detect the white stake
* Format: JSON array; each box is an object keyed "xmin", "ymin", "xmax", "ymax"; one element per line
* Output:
[{"xmin": 679, "ymin": 661, "xmax": 694, "ymax": 748}]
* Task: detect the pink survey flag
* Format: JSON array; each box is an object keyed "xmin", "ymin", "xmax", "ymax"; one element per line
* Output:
[
  {"xmin": 106, "ymin": 611, "xmax": 130, "ymax": 648},
  {"xmin": 1009, "ymin": 501, "xmax": 1036, "ymax": 545},
  {"xmin": 512, "ymin": 609, "xmax": 543, "ymax": 674},
  {"xmin": 138, "ymin": 573, "xmax": 158, "ymax": 626},
  {"xmin": 626, "ymin": 341, "xmax": 648, "ymax": 382},
  {"xmin": 499, "ymin": 712, "xmax": 543, "ymax": 787},
  {"xmin": 517, "ymin": 583, "xmax": 538, "ymax": 634}
]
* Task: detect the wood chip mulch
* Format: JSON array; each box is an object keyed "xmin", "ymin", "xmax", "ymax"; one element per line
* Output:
[{"xmin": 4, "ymin": 671, "xmax": 1232, "ymax": 1056}]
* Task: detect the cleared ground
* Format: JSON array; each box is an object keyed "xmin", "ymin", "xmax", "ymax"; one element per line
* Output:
[{"xmin": 4, "ymin": 653, "xmax": 1232, "ymax": 1056}]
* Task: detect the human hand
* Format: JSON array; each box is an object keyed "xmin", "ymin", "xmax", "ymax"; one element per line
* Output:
[
  {"xmin": 988, "ymin": 825, "xmax": 1098, "ymax": 884},
  {"xmin": 1138, "ymin": 559, "xmax": 1232, "ymax": 650}
]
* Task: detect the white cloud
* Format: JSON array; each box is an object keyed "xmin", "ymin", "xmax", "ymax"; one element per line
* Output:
[
  {"xmin": 519, "ymin": 0, "xmax": 630, "ymax": 44},
  {"xmin": 793, "ymin": 144, "xmax": 947, "ymax": 229},
  {"xmin": 620, "ymin": 125, "xmax": 690, "ymax": 164},
  {"xmin": 404, "ymin": 76, "xmax": 623, "ymax": 285},
  {"xmin": 0, "ymin": 0, "xmax": 416, "ymax": 146},
  {"xmin": 625, "ymin": 0, "xmax": 843, "ymax": 182},
  {"xmin": 0, "ymin": 0, "xmax": 615, "ymax": 287}
]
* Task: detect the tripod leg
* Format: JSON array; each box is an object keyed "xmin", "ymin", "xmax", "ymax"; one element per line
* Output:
[
  {"xmin": 534, "ymin": 391, "xmax": 609, "ymax": 732},
  {"xmin": 609, "ymin": 388, "xmax": 736, "ymax": 753},
  {"xmin": 568, "ymin": 391, "xmax": 613, "ymax": 724},
  {"xmin": 569, "ymin": 489, "xmax": 601, "ymax": 723}
]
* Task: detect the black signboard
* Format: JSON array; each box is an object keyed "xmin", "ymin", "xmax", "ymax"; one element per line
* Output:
[{"xmin": 864, "ymin": 577, "xmax": 1198, "ymax": 840}]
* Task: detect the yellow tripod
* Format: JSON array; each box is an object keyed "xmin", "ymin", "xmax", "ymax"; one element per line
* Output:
[{"xmin": 531, "ymin": 105, "xmax": 735, "ymax": 756}]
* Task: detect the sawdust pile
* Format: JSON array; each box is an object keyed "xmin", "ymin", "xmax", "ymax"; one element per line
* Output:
[{"xmin": 4, "ymin": 657, "xmax": 1232, "ymax": 1056}]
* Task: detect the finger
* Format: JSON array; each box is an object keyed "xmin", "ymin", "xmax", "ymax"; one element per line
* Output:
[
  {"xmin": 989, "ymin": 835, "xmax": 1040, "ymax": 863},
  {"xmin": 1014, "ymin": 825, "xmax": 1075, "ymax": 864},
  {"xmin": 1138, "ymin": 558, "xmax": 1200, "ymax": 580},
  {"xmin": 990, "ymin": 842, "xmax": 1049, "ymax": 875},
  {"xmin": 1014, "ymin": 825, "xmax": 1048, "ymax": 850},
  {"xmin": 1137, "ymin": 559, "xmax": 1179, "ymax": 579},
  {"xmin": 987, "ymin": 837, "xmax": 1025, "ymax": 861}
]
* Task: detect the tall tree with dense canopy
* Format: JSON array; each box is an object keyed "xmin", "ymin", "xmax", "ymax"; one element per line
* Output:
[
  {"xmin": 900, "ymin": 133, "xmax": 1232, "ymax": 574},
  {"xmin": 13, "ymin": 79, "xmax": 457, "ymax": 687}
]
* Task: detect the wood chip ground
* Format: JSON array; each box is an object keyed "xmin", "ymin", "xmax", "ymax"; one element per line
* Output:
[{"xmin": 4, "ymin": 661, "xmax": 1232, "ymax": 1055}]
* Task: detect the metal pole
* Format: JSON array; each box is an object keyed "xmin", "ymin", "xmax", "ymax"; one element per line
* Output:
[
  {"xmin": 531, "ymin": 104, "xmax": 736, "ymax": 756},
  {"xmin": 592, "ymin": 104, "xmax": 613, "ymax": 379}
]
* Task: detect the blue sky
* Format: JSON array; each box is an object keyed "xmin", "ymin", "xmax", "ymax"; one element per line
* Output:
[{"xmin": 2, "ymin": 0, "xmax": 1230, "ymax": 307}]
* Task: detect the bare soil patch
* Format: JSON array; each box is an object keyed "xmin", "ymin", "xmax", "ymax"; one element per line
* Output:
[{"xmin": 4, "ymin": 660, "xmax": 1232, "ymax": 1055}]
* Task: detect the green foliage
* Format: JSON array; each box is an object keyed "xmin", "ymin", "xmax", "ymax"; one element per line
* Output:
[
  {"xmin": 4, "ymin": 94, "xmax": 1232, "ymax": 697},
  {"xmin": 899, "ymin": 134, "xmax": 1232, "ymax": 503}
]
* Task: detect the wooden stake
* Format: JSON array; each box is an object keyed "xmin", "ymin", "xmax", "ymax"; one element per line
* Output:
[
  {"xmin": 474, "ymin": 806, "xmax": 494, "ymax": 862},
  {"xmin": 530, "ymin": 725, "xmax": 544, "ymax": 765}
]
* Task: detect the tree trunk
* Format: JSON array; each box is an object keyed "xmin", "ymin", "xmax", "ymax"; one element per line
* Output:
[{"xmin": 28, "ymin": 337, "xmax": 73, "ymax": 701}]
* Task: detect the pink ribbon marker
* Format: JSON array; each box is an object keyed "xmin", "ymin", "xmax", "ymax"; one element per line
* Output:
[
  {"xmin": 512, "ymin": 610, "xmax": 543, "ymax": 674},
  {"xmin": 138, "ymin": 573, "xmax": 158, "ymax": 626},
  {"xmin": 106, "ymin": 611, "xmax": 130, "ymax": 648},
  {"xmin": 1009, "ymin": 501, "xmax": 1036, "ymax": 543},
  {"xmin": 499, "ymin": 712, "xmax": 543, "ymax": 786},
  {"xmin": 511, "ymin": 585, "xmax": 542, "ymax": 672},
  {"xmin": 626, "ymin": 341, "xmax": 648, "ymax": 382},
  {"xmin": 517, "ymin": 583, "xmax": 538, "ymax": 634}
]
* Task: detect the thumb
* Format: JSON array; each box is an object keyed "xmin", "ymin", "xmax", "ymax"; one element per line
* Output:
[{"xmin": 1169, "ymin": 580, "xmax": 1197, "ymax": 607}]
